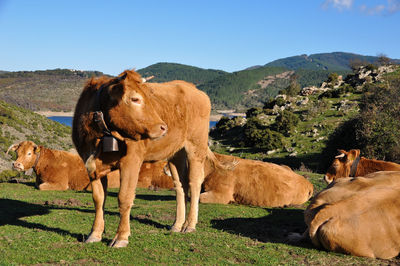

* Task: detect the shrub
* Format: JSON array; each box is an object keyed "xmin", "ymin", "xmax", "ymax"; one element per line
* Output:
[
  {"xmin": 273, "ymin": 110, "xmax": 299, "ymax": 136},
  {"xmin": 246, "ymin": 107, "xmax": 264, "ymax": 118},
  {"xmin": 244, "ymin": 117, "xmax": 285, "ymax": 150}
]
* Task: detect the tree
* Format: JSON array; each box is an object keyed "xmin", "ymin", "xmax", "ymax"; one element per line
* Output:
[
  {"xmin": 279, "ymin": 74, "xmax": 301, "ymax": 96},
  {"xmin": 377, "ymin": 53, "xmax": 391, "ymax": 66},
  {"xmin": 273, "ymin": 110, "xmax": 299, "ymax": 136}
]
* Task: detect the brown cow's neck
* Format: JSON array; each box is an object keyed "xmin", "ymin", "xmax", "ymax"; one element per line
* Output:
[
  {"xmin": 349, "ymin": 156, "xmax": 361, "ymax": 177},
  {"xmin": 32, "ymin": 148, "xmax": 42, "ymax": 173}
]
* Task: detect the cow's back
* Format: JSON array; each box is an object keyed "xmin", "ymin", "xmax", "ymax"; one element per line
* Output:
[
  {"xmin": 306, "ymin": 171, "xmax": 400, "ymax": 259},
  {"xmin": 204, "ymin": 153, "xmax": 313, "ymax": 207},
  {"xmin": 53, "ymin": 150, "xmax": 91, "ymax": 190},
  {"xmin": 138, "ymin": 80, "xmax": 211, "ymax": 161},
  {"xmin": 233, "ymin": 159, "xmax": 313, "ymax": 207}
]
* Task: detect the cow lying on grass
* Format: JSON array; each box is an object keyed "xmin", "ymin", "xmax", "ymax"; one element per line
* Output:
[
  {"xmin": 149, "ymin": 152, "xmax": 313, "ymax": 207},
  {"xmin": 200, "ymin": 153, "xmax": 314, "ymax": 207},
  {"xmin": 6, "ymin": 141, "xmax": 120, "ymax": 191},
  {"xmin": 7, "ymin": 141, "xmax": 91, "ymax": 190},
  {"xmin": 73, "ymin": 69, "xmax": 227, "ymax": 247},
  {"xmin": 137, "ymin": 162, "xmax": 173, "ymax": 189},
  {"xmin": 324, "ymin": 149, "xmax": 400, "ymax": 184},
  {"xmin": 305, "ymin": 171, "xmax": 400, "ymax": 259}
]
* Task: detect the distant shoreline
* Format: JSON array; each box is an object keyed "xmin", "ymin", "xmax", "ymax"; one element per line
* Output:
[
  {"xmin": 37, "ymin": 111, "xmax": 237, "ymax": 122},
  {"xmin": 36, "ymin": 111, "xmax": 74, "ymax": 117}
]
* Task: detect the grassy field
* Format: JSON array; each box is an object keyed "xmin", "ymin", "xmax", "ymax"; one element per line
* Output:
[{"xmin": 1, "ymin": 174, "xmax": 398, "ymax": 265}]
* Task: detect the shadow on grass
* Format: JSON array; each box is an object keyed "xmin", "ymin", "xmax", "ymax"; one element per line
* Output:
[
  {"xmin": 211, "ymin": 208, "xmax": 314, "ymax": 249},
  {"xmin": 0, "ymin": 199, "xmax": 86, "ymax": 241},
  {"xmin": 107, "ymin": 191, "xmax": 176, "ymax": 202}
]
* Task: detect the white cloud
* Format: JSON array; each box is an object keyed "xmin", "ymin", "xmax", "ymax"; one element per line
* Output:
[
  {"xmin": 388, "ymin": 0, "xmax": 400, "ymax": 13},
  {"xmin": 360, "ymin": 4, "xmax": 385, "ymax": 15},
  {"xmin": 322, "ymin": 0, "xmax": 354, "ymax": 10},
  {"xmin": 323, "ymin": 0, "xmax": 400, "ymax": 15}
]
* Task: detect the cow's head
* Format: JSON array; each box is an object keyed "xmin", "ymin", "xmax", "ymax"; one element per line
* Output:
[
  {"xmin": 324, "ymin": 149, "xmax": 360, "ymax": 184},
  {"xmin": 6, "ymin": 141, "xmax": 41, "ymax": 171},
  {"xmin": 101, "ymin": 70, "xmax": 167, "ymax": 141}
]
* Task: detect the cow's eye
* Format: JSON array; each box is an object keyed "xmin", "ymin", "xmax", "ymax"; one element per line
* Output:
[
  {"xmin": 131, "ymin": 97, "xmax": 141, "ymax": 104},
  {"xmin": 27, "ymin": 152, "xmax": 31, "ymax": 156}
]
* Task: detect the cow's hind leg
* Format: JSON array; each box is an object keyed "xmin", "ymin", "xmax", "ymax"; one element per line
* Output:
[
  {"xmin": 182, "ymin": 158, "xmax": 205, "ymax": 232},
  {"xmin": 85, "ymin": 177, "xmax": 107, "ymax": 243},
  {"xmin": 168, "ymin": 149, "xmax": 189, "ymax": 232}
]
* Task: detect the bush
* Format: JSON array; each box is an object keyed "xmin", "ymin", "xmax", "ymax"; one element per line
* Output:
[
  {"xmin": 246, "ymin": 107, "xmax": 264, "ymax": 118},
  {"xmin": 355, "ymin": 75, "xmax": 400, "ymax": 161},
  {"xmin": 273, "ymin": 110, "xmax": 299, "ymax": 136},
  {"xmin": 244, "ymin": 117, "xmax": 285, "ymax": 150},
  {"xmin": 0, "ymin": 170, "xmax": 20, "ymax": 182}
]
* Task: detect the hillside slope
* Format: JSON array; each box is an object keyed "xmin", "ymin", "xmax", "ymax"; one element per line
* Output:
[
  {"xmin": 137, "ymin": 62, "xmax": 227, "ymax": 85},
  {"xmin": 0, "ymin": 69, "xmax": 105, "ymax": 112},
  {"xmin": 265, "ymin": 52, "xmax": 399, "ymax": 71}
]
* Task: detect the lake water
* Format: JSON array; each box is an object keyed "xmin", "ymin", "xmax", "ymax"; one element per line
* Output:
[{"xmin": 49, "ymin": 116, "xmax": 218, "ymax": 128}]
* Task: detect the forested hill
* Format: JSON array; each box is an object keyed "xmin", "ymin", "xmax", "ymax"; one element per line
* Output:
[
  {"xmin": 137, "ymin": 62, "xmax": 227, "ymax": 85},
  {"xmin": 264, "ymin": 52, "xmax": 400, "ymax": 71},
  {"xmin": 0, "ymin": 69, "xmax": 105, "ymax": 112}
]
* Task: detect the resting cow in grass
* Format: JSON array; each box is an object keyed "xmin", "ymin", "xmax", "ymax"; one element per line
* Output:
[
  {"xmin": 7, "ymin": 141, "xmax": 91, "ymax": 190},
  {"xmin": 137, "ymin": 161, "xmax": 174, "ymax": 189},
  {"xmin": 72, "ymin": 69, "xmax": 226, "ymax": 247},
  {"xmin": 200, "ymin": 153, "xmax": 314, "ymax": 207},
  {"xmin": 305, "ymin": 171, "xmax": 400, "ymax": 259},
  {"xmin": 324, "ymin": 149, "xmax": 400, "ymax": 184},
  {"xmin": 6, "ymin": 141, "xmax": 120, "ymax": 191}
]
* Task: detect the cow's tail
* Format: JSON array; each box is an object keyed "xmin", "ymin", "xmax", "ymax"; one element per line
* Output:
[
  {"xmin": 308, "ymin": 205, "xmax": 334, "ymax": 248},
  {"xmin": 206, "ymin": 148, "xmax": 238, "ymax": 171}
]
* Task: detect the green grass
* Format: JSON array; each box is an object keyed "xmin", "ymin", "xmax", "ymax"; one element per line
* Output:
[{"xmin": 0, "ymin": 181, "xmax": 397, "ymax": 265}]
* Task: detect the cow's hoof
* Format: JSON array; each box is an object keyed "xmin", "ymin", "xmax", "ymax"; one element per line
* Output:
[
  {"xmin": 170, "ymin": 226, "xmax": 182, "ymax": 233},
  {"xmin": 85, "ymin": 234, "xmax": 102, "ymax": 243},
  {"xmin": 182, "ymin": 227, "xmax": 196, "ymax": 233},
  {"xmin": 109, "ymin": 239, "xmax": 129, "ymax": 248}
]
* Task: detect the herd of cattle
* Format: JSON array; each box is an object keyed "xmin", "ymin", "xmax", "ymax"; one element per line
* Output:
[{"xmin": 5, "ymin": 69, "xmax": 400, "ymax": 258}]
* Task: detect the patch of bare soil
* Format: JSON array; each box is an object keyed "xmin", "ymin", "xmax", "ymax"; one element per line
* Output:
[{"xmin": 43, "ymin": 198, "xmax": 85, "ymax": 207}]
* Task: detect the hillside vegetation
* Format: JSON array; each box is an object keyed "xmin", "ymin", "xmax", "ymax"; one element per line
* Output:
[
  {"xmin": 211, "ymin": 63, "xmax": 400, "ymax": 172},
  {"xmin": 0, "ymin": 69, "xmax": 105, "ymax": 112},
  {"xmin": 0, "ymin": 52, "xmax": 395, "ymax": 113},
  {"xmin": 137, "ymin": 62, "xmax": 227, "ymax": 85}
]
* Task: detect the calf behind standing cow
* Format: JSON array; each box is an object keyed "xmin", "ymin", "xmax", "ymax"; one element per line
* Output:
[{"xmin": 6, "ymin": 141, "xmax": 119, "ymax": 190}]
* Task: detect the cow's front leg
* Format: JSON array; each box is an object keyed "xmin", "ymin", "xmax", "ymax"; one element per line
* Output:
[
  {"xmin": 109, "ymin": 156, "xmax": 141, "ymax": 248},
  {"xmin": 86, "ymin": 177, "xmax": 107, "ymax": 243}
]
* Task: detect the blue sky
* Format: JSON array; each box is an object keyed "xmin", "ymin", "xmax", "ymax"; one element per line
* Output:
[{"xmin": 0, "ymin": 0, "xmax": 399, "ymax": 75}]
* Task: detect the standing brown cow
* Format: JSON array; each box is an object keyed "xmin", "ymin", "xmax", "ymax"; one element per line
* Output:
[
  {"xmin": 324, "ymin": 149, "xmax": 400, "ymax": 184},
  {"xmin": 73, "ymin": 70, "xmax": 221, "ymax": 247}
]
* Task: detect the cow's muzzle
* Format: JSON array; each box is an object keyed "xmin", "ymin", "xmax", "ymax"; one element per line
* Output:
[
  {"xmin": 13, "ymin": 161, "xmax": 25, "ymax": 171},
  {"xmin": 148, "ymin": 123, "xmax": 168, "ymax": 140}
]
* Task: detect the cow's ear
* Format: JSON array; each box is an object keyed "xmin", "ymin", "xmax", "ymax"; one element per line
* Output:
[
  {"xmin": 108, "ymin": 83, "xmax": 124, "ymax": 101},
  {"xmin": 34, "ymin": 146, "xmax": 41, "ymax": 154},
  {"xmin": 347, "ymin": 149, "xmax": 360, "ymax": 161}
]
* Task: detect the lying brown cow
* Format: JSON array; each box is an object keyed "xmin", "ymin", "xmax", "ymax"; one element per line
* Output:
[
  {"xmin": 305, "ymin": 171, "xmax": 400, "ymax": 259},
  {"xmin": 6, "ymin": 141, "xmax": 120, "ymax": 190},
  {"xmin": 200, "ymin": 153, "xmax": 314, "ymax": 207},
  {"xmin": 324, "ymin": 149, "xmax": 400, "ymax": 184},
  {"xmin": 73, "ymin": 69, "xmax": 224, "ymax": 247},
  {"xmin": 7, "ymin": 141, "xmax": 91, "ymax": 190},
  {"xmin": 137, "ymin": 162, "xmax": 173, "ymax": 189}
]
